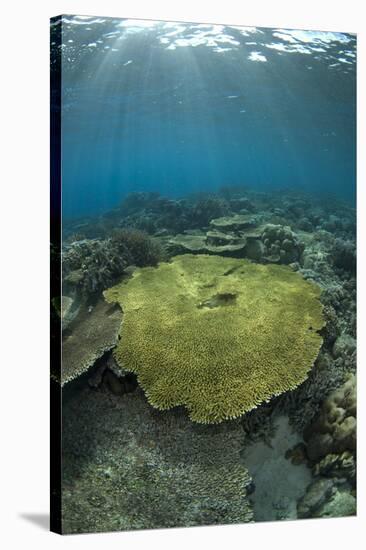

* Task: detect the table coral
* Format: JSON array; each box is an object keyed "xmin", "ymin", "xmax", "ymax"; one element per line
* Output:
[
  {"xmin": 209, "ymin": 213, "xmax": 257, "ymax": 231},
  {"xmin": 105, "ymin": 254, "xmax": 324, "ymax": 423},
  {"xmin": 59, "ymin": 298, "xmax": 122, "ymax": 386}
]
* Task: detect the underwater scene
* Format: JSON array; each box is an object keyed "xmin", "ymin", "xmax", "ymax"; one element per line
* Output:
[{"xmin": 51, "ymin": 15, "xmax": 356, "ymax": 533}]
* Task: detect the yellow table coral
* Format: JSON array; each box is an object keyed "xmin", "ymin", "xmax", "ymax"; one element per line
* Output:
[{"xmin": 104, "ymin": 254, "xmax": 324, "ymax": 424}]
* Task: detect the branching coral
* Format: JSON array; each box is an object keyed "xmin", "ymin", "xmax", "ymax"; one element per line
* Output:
[
  {"xmin": 62, "ymin": 239, "xmax": 128, "ymax": 295},
  {"xmin": 105, "ymin": 254, "xmax": 324, "ymax": 423},
  {"xmin": 62, "ymin": 230, "xmax": 162, "ymax": 296},
  {"xmin": 110, "ymin": 228, "xmax": 162, "ymax": 267},
  {"xmin": 331, "ymin": 238, "xmax": 356, "ymax": 274},
  {"xmin": 62, "ymin": 387, "xmax": 253, "ymax": 533},
  {"xmin": 187, "ymin": 197, "xmax": 230, "ymax": 227}
]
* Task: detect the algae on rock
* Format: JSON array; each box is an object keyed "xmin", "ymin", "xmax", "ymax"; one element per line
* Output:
[{"xmin": 105, "ymin": 254, "xmax": 324, "ymax": 423}]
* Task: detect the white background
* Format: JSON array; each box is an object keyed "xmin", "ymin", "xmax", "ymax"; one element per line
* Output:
[{"xmin": 0, "ymin": 0, "xmax": 365, "ymax": 548}]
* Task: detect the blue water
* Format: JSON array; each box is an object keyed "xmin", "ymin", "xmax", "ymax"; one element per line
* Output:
[{"xmin": 52, "ymin": 16, "xmax": 356, "ymax": 219}]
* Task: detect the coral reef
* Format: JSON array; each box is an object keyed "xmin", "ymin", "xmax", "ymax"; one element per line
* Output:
[
  {"xmin": 62, "ymin": 386, "xmax": 253, "ymax": 533},
  {"xmin": 110, "ymin": 228, "xmax": 162, "ymax": 267},
  {"xmin": 134, "ymin": 196, "xmax": 187, "ymax": 234},
  {"xmin": 209, "ymin": 213, "xmax": 257, "ymax": 232},
  {"xmin": 58, "ymin": 298, "xmax": 122, "ymax": 386},
  {"xmin": 297, "ymin": 479, "xmax": 356, "ymax": 519},
  {"xmin": 228, "ymin": 197, "xmax": 255, "ymax": 213},
  {"xmin": 185, "ymin": 196, "xmax": 230, "ymax": 228},
  {"xmin": 290, "ymin": 374, "xmax": 356, "ymax": 520},
  {"xmin": 59, "ymin": 187, "xmax": 356, "ymax": 526},
  {"xmin": 241, "ymin": 400, "xmax": 279, "ymax": 444},
  {"xmin": 165, "ymin": 217, "xmax": 306, "ymax": 267},
  {"xmin": 166, "ymin": 230, "xmax": 247, "ymax": 257},
  {"xmin": 104, "ymin": 254, "xmax": 324, "ymax": 423},
  {"xmin": 165, "ymin": 215, "xmax": 266, "ymax": 260},
  {"xmin": 59, "ymin": 294, "xmax": 80, "ymax": 331},
  {"xmin": 115, "ymin": 192, "xmax": 230, "ymax": 235},
  {"xmin": 261, "ymin": 224, "xmax": 305, "ymax": 264},
  {"xmin": 332, "ymin": 333, "xmax": 356, "ymax": 360},
  {"xmin": 331, "ymin": 238, "xmax": 356, "ymax": 274},
  {"xmin": 297, "ymin": 478, "xmax": 336, "ymax": 518},
  {"xmin": 303, "ymin": 373, "xmax": 356, "ymax": 462},
  {"xmin": 313, "ymin": 451, "xmax": 356, "ymax": 484},
  {"xmin": 281, "ymin": 349, "xmax": 353, "ymax": 432},
  {"xmin": 321, "ymin": 280, "xmax": 356, "ymax": 338},
  {"xmin": 315, "ymin": 489, "xmax": 356, "ymax": 518},
  {"xmin": 62, "ymin": 230, "xmax": 162, "ymax": 297},
  {"xmin": 321, "ymin": 305, "xmax": 340, "ymax": 347},
  {"xmin": 62, "ymin": 239, "xmax": 129, "ymax": 296}
]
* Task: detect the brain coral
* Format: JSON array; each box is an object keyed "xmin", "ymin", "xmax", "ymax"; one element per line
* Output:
[
  {"xmin": 304, "ymin": 373, "xmax": 356, "ymax": 462},
  {"xmin": 104, "ymin": 254, "xmax": 324, "ymax": 423}
]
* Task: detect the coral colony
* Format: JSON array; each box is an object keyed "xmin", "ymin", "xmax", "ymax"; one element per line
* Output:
[
  {"xmin": 105, "ymin": 255, "xmax": 324, "ymax": 423},
  {"xmin": 51, "ymin": 15, "xmax": 356, "ymax": 534},
  {"xmin": 56, "ymin": 188, "xmax": 356, "ymax": 532}
]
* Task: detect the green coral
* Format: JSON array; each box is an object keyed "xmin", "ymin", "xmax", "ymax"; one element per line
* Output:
[{"xmin": 104, "ymin": 254, "xmax": 324, "ymax": 423}]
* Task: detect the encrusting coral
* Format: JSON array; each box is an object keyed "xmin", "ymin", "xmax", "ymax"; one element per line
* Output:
[{"xmin": 104, "ymin": 254, "xmax": 324, "ymax": 423}]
